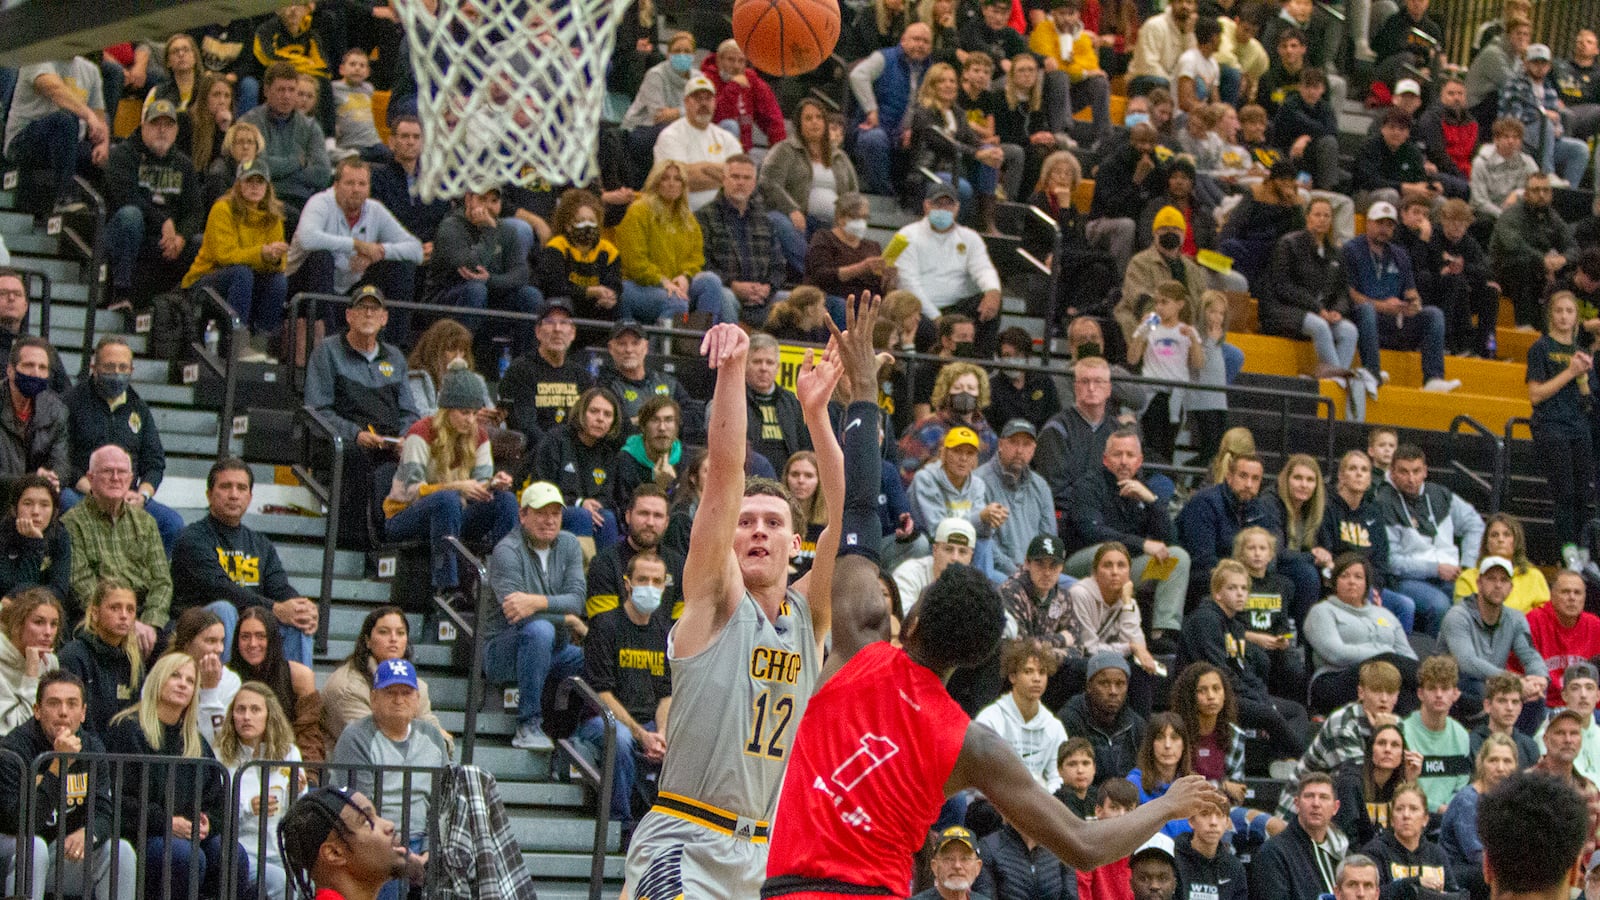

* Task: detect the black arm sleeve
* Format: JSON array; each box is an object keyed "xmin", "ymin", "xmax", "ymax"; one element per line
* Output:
[{"xmin": 839, "ymin": 401, "xmax": 883, "ymax": 563}]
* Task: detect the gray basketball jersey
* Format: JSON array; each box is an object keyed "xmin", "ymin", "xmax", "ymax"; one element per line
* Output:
[{"xmin": 657, "ymin": 588, "xmax": 819, "ymax": 820}]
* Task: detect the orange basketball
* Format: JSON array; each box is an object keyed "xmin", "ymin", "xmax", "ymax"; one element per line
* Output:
[{"xmin": 732, "ymin": 0, "xmax": 842, "ymax": 77}]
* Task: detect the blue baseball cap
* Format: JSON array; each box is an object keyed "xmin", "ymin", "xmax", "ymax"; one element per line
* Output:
[{"xmin": 372, "ymin": 658, "xmax": 419, "ymax": 691}]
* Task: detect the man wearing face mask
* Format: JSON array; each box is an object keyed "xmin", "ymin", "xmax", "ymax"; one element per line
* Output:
[
  {"xmin": 893, "ymin": 182, "xmax": 1003, "ymax": 357},
  {"xmin": 61, "ymin": 337, "xmax": 182, "ymax": 555},
  {"xmin": 581, "ymin": 551, "xmax": 673, "ymax": 846},
  {"xmin": 0, "ymin": 269, "xmax": 71, "ymax": 397},
  {"xmin": 0, "ymin": 337, "xmax": 67, "ymax": 494},
  {"xmin": 622, "ymin": 32, "xmax": 699, "ymax": 170},
  {"xmin": 1118, "ymin": 206, "xmax": 1207, "ymax": 340}
]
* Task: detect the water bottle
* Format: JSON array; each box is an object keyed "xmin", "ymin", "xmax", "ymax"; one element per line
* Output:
[
  {"xmin": 497, "ymin": 344, "xmax": 513, "ymax": 379},
  {"xmin": 1486, "ymin": 331, "xmax": 1496, "ymax": 360},
  {"xmin": 203, "ymin": 321, "xmax": 219, "ymax": 356}
]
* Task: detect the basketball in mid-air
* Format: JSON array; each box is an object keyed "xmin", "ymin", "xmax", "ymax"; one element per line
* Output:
[{"xmin": 732, "ymin": 0, "xmax": 842, "ymax": 77}]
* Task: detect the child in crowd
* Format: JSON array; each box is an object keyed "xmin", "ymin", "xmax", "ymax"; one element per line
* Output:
[
  {"xmin": 333, "ymin": 48, "xmax": 383, "ymax": 159},
  {"xmin": 1367, "ymin": 427, "xmax": 1398, "ymax": 483},
  {"xmin": 1238, "ymin": 104, "xmax": 1282, "ymax": 170},
  {"xmin": 1189, "ymin": 291, "xmax": 1231, "ymax": 471},
  {"xmin": 1469, "ymin": 672, "xmax": 1541, "ymax": 768},
  {"xmin": 1401, "ymin": 655, "xmax": 1471, "ymax": 816},
  {"xmin": 1174, "ymin": 795, "xmax": 1248, "ymax": 900},
  {"xmin": 1128, "ymin": 280, "xmax": 1204, "ymax": 463},
  {"xmin": 1075, "ymin": 778, "xmax": 1140, "ymax": 900},
  {"xmin": 1233, "ymin": 526, "xmax": 1307, "ymax": 698},
  {"xmin": 1054, "ymin": 736, "xmax": 1098, "ymax": 819},
  {"xmin": 295, "ymin": 72, "xmax": 319, "ymax": 118}
]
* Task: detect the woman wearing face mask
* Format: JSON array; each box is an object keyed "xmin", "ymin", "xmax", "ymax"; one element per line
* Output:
[
  {"xmin": 760, "ymin": 99, "xmax": 861, "ymax": 277},
  {"xmin": 803, "ymin": 193, "xmax": 892, "ymax": 313},
  {"xmin": 539, "ymin": 189, "xmax": 624, "ymax": 320},
  {"xmin": 895, "ymin": 362, "xmax": 999, "ymax": 483},
  {"xmin": 620, "ymin": 31, "xmax": 698, "ymax": 162},
  {"xmin": 0, "ymin": 475, "xmax": 70, "ymax": 603}
]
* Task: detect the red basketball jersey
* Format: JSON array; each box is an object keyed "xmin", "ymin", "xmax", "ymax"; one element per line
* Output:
[{"xmin": 765, "ymin": 641, "xmax": 971, "ymax": 895}]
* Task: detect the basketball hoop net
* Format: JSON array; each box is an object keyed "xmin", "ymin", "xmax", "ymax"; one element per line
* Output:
[{"xmin": 393, "ymin": 0, "xmax": 629, "ymax": 201}]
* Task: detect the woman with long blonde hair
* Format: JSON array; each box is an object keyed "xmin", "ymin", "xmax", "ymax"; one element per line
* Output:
[
  {"xmin": 906, "ymin": 62, "xmax": 1003, "ymax": 221},
  {"xmin": 182, "ymin": 157, "xmax": 288, "ymax": 357},
  {"xmin": 383, "ymin": 359, "xmax": 519, "ymax": 606},
  {"xmin": 57, "ymin": 578, "xmax": 145, "ymax": 736},
  {"xmin": 783, "ymin": 451, "xmax": 829, "ymax": 579},
  {"xmin": 0, "ymin": 586, "xmax": 60, "ymax": 735},
  {"xmin": 108, "ymin": 652, "xmax": 251, "ymax": 900},
  {"xmin": 614, "ymin": 159, "xmax": 730, "ymax": 322},
  {"xmin": 217, "ymin": 682, "xmax": 303, "ymax": 900}
]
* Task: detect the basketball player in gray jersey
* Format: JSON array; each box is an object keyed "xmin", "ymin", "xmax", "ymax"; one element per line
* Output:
[{"xmin": 623, "ymin": 313, "xmax": 849, "ymax": 900}]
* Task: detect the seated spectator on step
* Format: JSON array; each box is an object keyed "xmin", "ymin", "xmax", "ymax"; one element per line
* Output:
[
  {"xmin": 1455, "ymin": 513, "xmax": 1548, "ymax": 613},
  {"xmin": 0, "ymin": 269, "xmax": 70, "ymax": 396},
  {"xmin": 1466, "ymin": 17, "xmax": 1530, "ymax": 129},
  {"xmin": 615, "ymin": 160, "xmax": 727, "ymax": 324},
  {"xmin": 485, "ymin": 481, "xmax": 586, "ymax": 751},
  {"xmin": 1088, "ymin": 123, "xmax": 1167, "ymax": 270},
  {"xmin": 1469, "ymin": 673, "xmax": 1542, "ymax": 768},
  {"xmin": 382, "ymin": 360, "xmax": 518, "ymax": 606},
  {"xmin": 906, "ymin": 313, "xmax": 975, "ymax": 422},
  {"xmin": 228, "ymin": 605, "xmax": 329, "ymax": 764},
  {"xmin": 893, "ymin": 182, "xmax": 1003, "ymax": 356},
  {"xmin": 1177, "ymin": 452, "xmax": 1278, "ymax": 599},
  {"xmin": 170, "ymin": 457, "xmax": 318, "ymax": 666},
  {"xmin": 404, "ymin": 320, "xmax": 492, "ymax": 420},
  {"xmin": 1470, "ymin": 117, "xmax": 1540, "ymax": 225},
  {"xmin": 1035, "ymin": 354, "xmax": 1117, "ymax": 540},
  {"xmin": 181, "ymin": 159, "xmax": 290, "ymax": 360},
  {"xmin": 995, "ymin": 536, "xmax": 1077, "ymax": 697},
  {"xmin": 909, "ymin": 426, "xmax": 1000, "ymax": 570},
  {"xmin": 1217, "ymin": 159, "xmax": 1304, "ymax": 287},
  {"xmin": 1030, "ymin": 0, "xmax": 1113, "ymax": 138},
  {"xmin": 1548, "ymin": 249, "xmax": 1600, "ymax": 331},
  {"xmin": 108, "ymin": 652, "xmax": 252, "ymax": 900},
  {"xmin": 1354, "ymin": 109, "xmax": 1447, "ymax": 210},
  {"xmin": 527, "ymin": 386, "xmax": 622, "ymax": 547},
  {"xmin": 1260, "ymin": 196, "xmax": 1373, "ymax": 378},
  {"xmin": 1067, "ymin": 542, "xmax": 1163, "ymax": 713},
  {"xmin": 1068, "ymin": 428, "xmax": 1190, "ymax": 642},
  {"xmin": 1343, "ymin": 201, "xmax": 1459, "ymax": 394},
  {"xmin": 329, "ymin": 657, "xmax": 445, "ymax": 886},
  {"xmin": 1118, "ymin": 207, "xmax": 1207, "ymax": 340},
  {"xmin": 1268, "ymin": 67, "xmax": 1345, "ymax": 192},
  {"xmin": 1491, "ymin": 171, "xmax": 1577, "ymax": 328},
  {"xmin": 1127, "ymin": 0, "xmax": 1197, "ymax": 96},
  {"xmin": 697, "ymin": 155, "xmax": 782, "ymax": 326},
  {"xmin": 1526, "ymin": 570, "xmax": 1600, "ymax": 710},
  {"xmin": 847, "ymin": 24, "xmax": 936, "ymax": 196},
  {"xmin": 1440, "ymin": 554, "xmax": 1547, "ymax": 722},
  {"xmin": 1279, "ymin": 658, "xmax": 1406, "ymax": 820},
  {"xmin": 499, "ymin": 298, "xmax": 594, "ymax": 449},
  {"xmin": 1416, "ymin": 198, "xmax": 1499, "ymax": 357},
  {"xmin": 0, "ymin": 477, "xmax": 70, "ymax": 605},
  {"xmin": 611, "ymin": 397, "xmax": 684, "ymax": 512},
  {"xmin": 1059, "ymin": 651, "xmax": 1145, "ymax": 784},
  {"xmin": 1255, "ymin": 25, "xmax": 1306, "ymax": 116},
  {"xmin": 166, "ymin": 607, "xmax": 241, "ymax": 748},
  {"xmin": 897, "ymin": 361, "xmax": 998, "ymax": 484},
  {"xmin": 803, "ymin": 193, "xmax": 891, "ymax": 308},
  {"xmin": 893, "ymin": 517, "xmax": 974, "ymax": 610},
  {"xmin": 1320, "ymin": 449, "xmax": 1416, "ymax": 622},
  {"xmin": 621, "ymin": 31, "xmax": 697, "ymax": 165},
  {"xmin": 1414, "ymin": 77, "xmax": 1476, "ymax": 196},
  {"xmin": 975, "ymin": 420, "xmax": 1054, "ymax": 581},
  {"xmin": 976, "ymin": 637, "xmax": 1071, "ymax": 790},
  {"xmin": 539, "ymin": 189, "xmax": 625, "ymax": 322},
  {"xmin": 1135, "ymin": 159, "xmax": 1217, "ymax": 261},
  {"xmin": 62, "ymin": 337, "xmax": 183, "ymax": 556},
  {"xmin": 1232, "ymin": 527, "xmax": 1311, "ymax": 698},
  {"xmin": 1534, "ymin": 663, "xmax": 1600, "ymax": 785},
  {"xmin": 762, "ymin": 288, "xmax": 831, "ymax": 344},
  {"xmin": 1557, "ymin": 30, "xmax": 1600, "ymax": 140},
  {"xmin": 368, "ymin": 116, "xmax": 450, "ymax": 248},
  {"xmin": 239, "ymin": 63, "xmax": 332, "ymax": 222},
  {"xmin": 1374, "ymin": 444, "xmax": 1483, "ymax": 638},
  {"xmin": 652, "ymin": 75, "xmax": 738, "ymax": 213},
  {"xmin": 986, "ymin": 328, "xmax": 1060, "ymax": 432},
  {"xmin": 586, "ymin": 483, "xmax": 683, "ymax": 618},
  {"xmin": 0, "ymin": 586, "xmax": 60, "ymax": 739},
  {"xmin": 761, "ymin": 99, "xmax": 860, "ymax": 277},
  {"xmin": 1027, "ymin": 152, "xmax": 1120, "ymax": 320},
  {"xmin": 1362, "ymin": 782, "xmax": 1460, "ymax": 898},
  {"xmin": 103, "ymin": 100, "xmax": 203, "ymax": 307},
  {"xmin": 904, "ymin": 62, "xmax": 1005, "ymax": 225},
  {"xmin": 320, "ymin": 605, "xmax": 448, "ymax": 745},
  {"xmin": 56, "ymin": 579, "xmax": 144, "ymax": 738},
  {"xmin": 4, "ymin": 55, "xmax": 108, "ymax": 221},
  {"xmin": 1249, "ymin": 772, "xmax": 1346, "ymax": 900},
  {"xmin": 581, "ymin": 548, "xmax": 672, "ymax": 840},
  {"xmin": 743, "ymin": 333, "xmax": 811, "ymax": 476},
  {"xmin": 1274, "ymin": 453, "xmax": 1338, "ymax": 628},
  {"xmin": 202, "ymin": 121, "xmax": 262, "ymax": 211},
  {"xmin": 1400, "ymin": 655, "xmax": 1472, "ymax": 815},
  {"xmin": 426, "ymin": 186, "xmax": 541, "ymax": 352},
  {"xmin": 1306, "ymin": 554, "xmax": 1421, "ymax": 715},
  {"xmin": 1502, "ymin": 44, "xmax": 1593, "ymax": 188},
  {"xmin": 214, "ymin": 681, "xmax": 301, "ymax": 900},
  {"xmin": 286, "ymin": 158, "xmax": 424, "ymax": 339},
  {"xmin": 596, "ymin": 321, "xmax": 688, "ymax": 433},
  {"xmin": 62, "ymin": 446, "xmax": 168, "ymax": 654}
]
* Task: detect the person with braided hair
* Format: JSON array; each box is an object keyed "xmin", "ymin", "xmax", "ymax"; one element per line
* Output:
[{"xmin": 277, "ymin": 787, "xmax": 414, "ymax": 900}]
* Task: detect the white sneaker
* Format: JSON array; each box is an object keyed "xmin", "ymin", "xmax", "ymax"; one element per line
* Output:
[
  {"xmin": 512, "ymin": 723, "xmax": 553, "ymax": 750},
  {"xmin": 1422, "ymin": 377, "xmax": 1461, "ymax": 392},
  {"xmin": 1355, "ymin": 369, "xmax": 1380, "ymax": 398}
]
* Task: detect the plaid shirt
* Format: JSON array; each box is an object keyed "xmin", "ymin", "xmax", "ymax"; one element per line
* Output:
[
  {"xmin": 1276, "ymin": 702, "xmax": 1376, "ymax": 817},
  {"xmin": 999, "ymin": 571, "xmax": 1076, "ymax": 652},
  {"xmin": 431, "ymin": 764, "xmax": 535, "ymax": 900},
  {"xmin": 61, "ymin": 498, "xmax": 171, "ymax": 627},
  {"xmin": 695, "ymin": 193, "xmax": 784, "ymax": 294}
]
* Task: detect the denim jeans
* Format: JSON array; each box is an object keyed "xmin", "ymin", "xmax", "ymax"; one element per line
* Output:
[
  {"xmin": 385, "ymin": 490, "xmax": 520, "ymax": 589},
  {"xmin": 104, "ymin": 206, "xmax": 148, "ymax": 292},
  {"xmin": 1392, "ymin": 578, "xmax": 1453, "ymax": 636},
  {"xmin": 191, "ymin": 264, "xmax": 288, "ymax": 337},
  {"xmin": 483, "ymin": 617, "xmax": 584, "ymax": 723},
  {"xmin": 1373, "ymin": 587, "xmax": 1419, "ymax": 634},
  {"xmin": 12, "ymin": 835, "xmax": 137, "ymax": 900},
  {"xmin": 432, "ymin": 280, "xmax": 543, "ymax": 352},
  {"xmin": 203, "ymin": 599, "xmax": 314, "ymax": 667},
  {"xmin": 577, "ymin": 715, "xmax": 648, "ymax": 825},
  {"xmin": 1348, "ymin": 301, "xmax": 1384, "ymax": 378},
  {"xmin": 852, "ymin": 126, "xmax": 898, "ymax": 195},
  {"xmin": 1377, "ymin": 304, "xmax": 1447, "ymax": 381},
  {"xmin": 143, "ymin": 834, "xmax": 251, "ymax": 900},
  {"xmin": 6, "ymin": 111, "xmax": 94, "ymax": 217},
  {"xmin": 621, "ymin": 271, "xmax": 730, "ymax": 322},
  {"xmin": 562, "ymin": 505, "xmax": 620, "ymax": 548},
  {"xmin": 1302, "ymin": 311, "xmax": 1360, "ymax": 369},
  {"xmin": 767, "ymin": 210, "xmax": 826, "ymax": 276},
  {"xmin": 236, "ymin": 76, "xmax": 261, "ymax": 116},
  {"xmin": 376, "ymin": 835, "xmax": 427, "ymax": 900}
]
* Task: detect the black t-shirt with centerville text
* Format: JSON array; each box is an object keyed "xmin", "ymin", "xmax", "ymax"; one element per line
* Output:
[
  {"xmin": 499, "ymin": 351, "xmax": 594, "ymax": 444},
  {"xmin": 582, "ymin": 607, "xmax": 672, "ymax": 725}
]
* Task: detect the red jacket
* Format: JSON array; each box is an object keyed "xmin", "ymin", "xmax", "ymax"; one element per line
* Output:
[
  {"xmin": 700, "ymin": 57, "xmax": 788, "ymax": 152},
  {"xmin": 1077, "ymin": 856, "xmax": 1133, "ymax": 900},
  {"xmin": 1521, "ymin": 604, "xmax": 1600, "ymax": 707}
]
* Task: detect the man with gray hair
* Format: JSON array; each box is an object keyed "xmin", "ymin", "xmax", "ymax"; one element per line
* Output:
[
  {"xmin": 1333, "ymin": 854, "xmax": 1381, "ymax": 900},
  {"xmin": 61, "ymin": 445, "xmax": 169, "ymax": 651}
]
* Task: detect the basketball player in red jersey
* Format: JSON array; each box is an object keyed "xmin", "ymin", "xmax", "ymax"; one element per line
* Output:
[{"xmin": 762, "ymin": 300, "xmax": 1226, "ymax": 899}]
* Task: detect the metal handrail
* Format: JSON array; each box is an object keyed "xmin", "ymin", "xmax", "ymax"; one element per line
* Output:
[
  {"xmin": 12, "ymin": 268, "xmax": 52, "ymax": 340},
  {"xmin": 290, "ymin": 404, "xmax": 344, "ymax": 654},
  {"xmin": 1498, "ymin": 415, "xmax": 1536, "ymax": 515},
  {"xmin": 189, "ymin": 285, "xmax": 244, "ymax": 458},
  {"xmin": 555, "ymin": 675, "xmax": 617, "ymax": 900},
  {"xmin": 68, "ymin": 176, "xmax": 106, "ymax": 380},
  {"xmin": 442, "ymin": 536, "xmax": 490, "ymax": 766}
]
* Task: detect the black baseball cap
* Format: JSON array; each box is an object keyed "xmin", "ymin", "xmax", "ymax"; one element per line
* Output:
[
  {"xmin": 539, "ymin": 297, "xmax": 574, "ymax": 319},
  {"xmin": 610, "ymin": 318, "xmax": 646, "ymax": 341},
  {"xmin": 1027, "ymin": 534, "xmax": 1066, "ymax": 563}
]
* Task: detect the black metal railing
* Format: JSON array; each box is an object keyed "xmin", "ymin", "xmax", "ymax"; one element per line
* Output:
[
  {"xmin": 289, "ymin": 405, "xmax": 344, "ymax": 654},
  {"xmin": 1445, "ymin": 414, "xmax": 1503, "ymax": 511},
  {"xmin": 189, "ymin": 285, "xmax": 244, "ymax": 459},
  {"xmin": 12, "ymin": 268, "xmax": 52, "ymax": 340},
  {"xmin": 66, "ymin": 176, "xmax": 105, "ymax": 380},
  {"xmin": 553, "ymin": 676, "xmax": 617, "ymax": 900},
  {"xmin": 442, "ymin": 536, "xmax": 490, "ymax": 765},
  {"xmin": 1499, "ymin": 414, "xmax": 1535, "ymax": 516}
]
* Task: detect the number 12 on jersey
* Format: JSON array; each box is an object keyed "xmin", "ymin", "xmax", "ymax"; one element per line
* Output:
[{"xmin": 745, "ymin": 690, "xmax": 795, "ymax": 760}]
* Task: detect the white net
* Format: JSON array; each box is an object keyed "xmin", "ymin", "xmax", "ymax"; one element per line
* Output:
[{"xmin": 393, "ymin": 0, "xmax": 629, "ymax": 201}]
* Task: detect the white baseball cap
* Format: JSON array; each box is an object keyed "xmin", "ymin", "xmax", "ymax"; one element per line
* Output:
[
  {"xmin": 1367, "ymin": 201, "xmax": 1397, "ymax": 221},
  {"xmin": 685, "ymin": 74, "xmax": 716, "ymax": 95},
  {"xmin": 934, "ymin": 517, "xmax": 977, "ymax": 547},
  {"xmin": 1394, "ymin": 78, "xmax": 1421, "ymax": 96}
]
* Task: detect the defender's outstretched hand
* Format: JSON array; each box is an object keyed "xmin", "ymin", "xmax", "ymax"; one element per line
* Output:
[
  {"xmin": 826, "ymin": 292, "xmax": 882, "ymax": 403},
  {"xmin": 700, "ymin": 323, "xmax": 750, "ymax": 369}
]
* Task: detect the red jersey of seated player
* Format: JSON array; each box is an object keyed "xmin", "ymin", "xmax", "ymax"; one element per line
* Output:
[{"xmin": 764, "ymin": 641, "xmax": 971, "ymax": 898}]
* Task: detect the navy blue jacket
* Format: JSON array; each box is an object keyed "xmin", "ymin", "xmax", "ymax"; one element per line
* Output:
[{"xmin": 1177, "ymin": 483, "xmax": 1282, "ymax": 582}]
